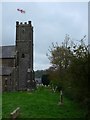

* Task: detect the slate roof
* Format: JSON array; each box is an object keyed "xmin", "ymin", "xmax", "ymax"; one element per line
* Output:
[
  {"xmin": 0, "ymin": 66, "xmax": 14, "ymax": 76},
  {"xmin": 0, "ymin": 45, "xmax": 15, "ymax": 58}
]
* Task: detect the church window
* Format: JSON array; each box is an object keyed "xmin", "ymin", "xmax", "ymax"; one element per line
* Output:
[{"xmin": 21, "ymin": 53, "xmax": 25, "ymax": 58}]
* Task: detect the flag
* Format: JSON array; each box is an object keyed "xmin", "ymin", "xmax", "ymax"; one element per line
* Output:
[{"xmin": 17, "ymin": 8, "xmax": 25, "ymax": 13}]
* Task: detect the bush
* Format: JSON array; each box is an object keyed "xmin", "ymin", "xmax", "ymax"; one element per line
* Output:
[{"xmin": 42, "ymin": 74, "xmax": 50, "ymax": 86}]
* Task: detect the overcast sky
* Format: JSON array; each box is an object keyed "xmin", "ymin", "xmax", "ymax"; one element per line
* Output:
[{"xmin": 1, "ymin": 1, "xmax": 88, "ymax": 70}]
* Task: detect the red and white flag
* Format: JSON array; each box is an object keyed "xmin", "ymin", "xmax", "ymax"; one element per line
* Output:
[{"xmin": 17, "ymin": 8, "xmax": 25, "ymax": 14}]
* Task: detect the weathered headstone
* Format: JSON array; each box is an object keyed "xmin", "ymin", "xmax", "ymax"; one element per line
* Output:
[
  {"xmin": 10, "ymin": 107, "xmax": 20, "ymax": 119},
  {"xmin": 58, "ymin": 90, "xmax": 63, "ymax": 105}
]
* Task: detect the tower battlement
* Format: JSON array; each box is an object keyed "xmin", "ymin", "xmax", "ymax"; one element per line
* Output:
[{"xmin": 16, "ymin": 21, "xmax": 32, "ymax": 26}]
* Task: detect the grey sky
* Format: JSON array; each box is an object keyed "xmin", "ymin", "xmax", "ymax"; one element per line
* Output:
[{"xmin": 1, "ymin": 2, "xmax": 88, "ymax": 70}]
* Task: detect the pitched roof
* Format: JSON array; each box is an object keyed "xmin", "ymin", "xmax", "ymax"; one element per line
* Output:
[
  {"xmin": 0, "ymin": 45, "xmax": 15, "ymax": 58},
  {"xmin": 0, "ymin": 66, "xmax": 14, "ymax": 76}
]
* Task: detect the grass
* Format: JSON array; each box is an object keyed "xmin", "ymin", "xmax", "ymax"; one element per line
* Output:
[
  {"xmin": 2, "ymin": 86, "xmax": 87, "ymax": 118},
  {"xmin": 0, "ymin": 93, "xmax": 2, "ymax": 119}
]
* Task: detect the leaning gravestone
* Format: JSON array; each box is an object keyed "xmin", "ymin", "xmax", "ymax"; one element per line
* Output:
[
  {"xmin": 10, "ymin": 107, "xmax": 20, "ymax": 119},
  {"xmin": 58, "ymin": 90, "xmax": 63, "ymax": 105}
]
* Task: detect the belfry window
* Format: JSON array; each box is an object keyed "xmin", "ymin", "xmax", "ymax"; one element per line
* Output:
[{"xmin": 21, "ymin": 53, "xmax": 25, "ymax": 58}]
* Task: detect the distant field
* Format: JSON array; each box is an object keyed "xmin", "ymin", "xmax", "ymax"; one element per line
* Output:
[{"xmin": 2, "ymin": 87, "xmax": 87, "ymax": 118}]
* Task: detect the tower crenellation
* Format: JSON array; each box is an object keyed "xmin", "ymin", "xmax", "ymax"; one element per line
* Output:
[{"xmin": 16, "ymin": 21, "xmax": 32, "ymax": 25}]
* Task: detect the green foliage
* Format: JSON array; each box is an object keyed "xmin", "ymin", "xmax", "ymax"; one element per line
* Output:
[
  {"xmin": 42, "ymin": 74, "xmax": 50, "ymax": 86},
  {"xmin": 47, "ymin": 35, "xmax": 88, "ymax": 107},
  {"xmin": 48, "ymin": 46, "xmax": 73, "ymax": 70},
  {"xmin": 35, "ymin": 70, "xmax": 45, "ymax": 78}
]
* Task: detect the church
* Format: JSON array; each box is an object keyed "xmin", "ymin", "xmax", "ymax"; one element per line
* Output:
[{"xmin": 0, "ymin": 21, "xmax": 36, "ymax": 92}]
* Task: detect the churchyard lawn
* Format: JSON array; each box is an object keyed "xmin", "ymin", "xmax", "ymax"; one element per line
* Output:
[
  {"xmin": 2, "ymin": 86, "xmax": 87, "ymax": 118},
  {"xmin": 0, "ymin": 93, "xmax": 2, "ymax": 119}
]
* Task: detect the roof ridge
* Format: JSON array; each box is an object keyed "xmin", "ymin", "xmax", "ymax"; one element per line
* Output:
[{"xmin": 0, "ymin": 45, "xmax": 15, "ymax": 47}]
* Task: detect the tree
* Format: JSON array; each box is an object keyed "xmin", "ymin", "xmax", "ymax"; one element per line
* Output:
[
  {"xmin": 47, "ymin": 44, "xmax": 73, "ymax": 70},
  {"xmin": 46, "ymin": 35, "xmax": 74, "ymax": 92},
  {"xmin": 42, "ymin": 74, "xmax": 50, "ymax": 86},
  {"xmin": 47, "ymin": 35, "xmax": 88, "ymax": 107},
  {"xmin": 67, "ymin": 38, "xmax": 88, "ymax": 103}
]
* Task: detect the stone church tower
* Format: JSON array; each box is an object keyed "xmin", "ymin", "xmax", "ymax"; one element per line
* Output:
[{"xmin": 15, "ymin": 21, "xmax": 35, "ymax": 91}]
